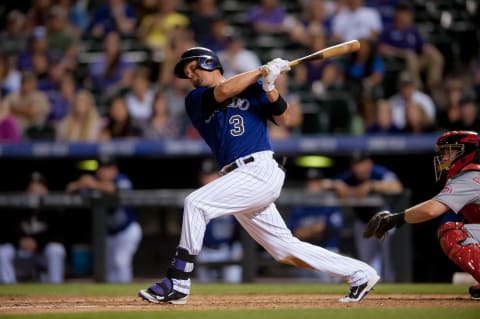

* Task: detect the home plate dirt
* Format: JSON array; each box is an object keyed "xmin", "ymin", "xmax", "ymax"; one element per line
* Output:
[{"xmin": 0, "ymin": 294, "xmax": 478, "ymax": 314}]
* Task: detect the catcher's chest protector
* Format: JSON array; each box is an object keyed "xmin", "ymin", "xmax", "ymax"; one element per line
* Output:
[{"xmin": 437, "ymin": 221, "xmax": 480, "ymax": 282}]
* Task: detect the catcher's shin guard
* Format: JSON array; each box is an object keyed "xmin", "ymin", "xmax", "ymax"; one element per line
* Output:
[{"xmin": 437, "ymin": 222, "xmax": 480, "ymax": 282}]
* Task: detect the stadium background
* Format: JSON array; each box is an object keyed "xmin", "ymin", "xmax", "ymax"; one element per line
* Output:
[{"xmin": 0, "ymin": 0, "xmax": 479, "ymax": 284}]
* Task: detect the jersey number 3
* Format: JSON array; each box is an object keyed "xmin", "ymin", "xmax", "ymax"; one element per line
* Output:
[{"xmin": 229, "ymin": 115, "xmax": 245, "ymax": 136}]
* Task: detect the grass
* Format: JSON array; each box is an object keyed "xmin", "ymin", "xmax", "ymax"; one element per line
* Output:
[{"xmin": 0, "ymin": 283, "xmax": 478, "ymax": 319}]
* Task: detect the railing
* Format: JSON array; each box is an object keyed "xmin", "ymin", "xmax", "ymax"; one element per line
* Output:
[{"xmin": 0, "ymin": 189, "xmax": 412, "ymax": 282}]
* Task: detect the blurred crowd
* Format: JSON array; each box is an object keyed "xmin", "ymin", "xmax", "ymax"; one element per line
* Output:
[{"xmin": 0, "ymin": 0, "xmax": 479, "ymax": 144}]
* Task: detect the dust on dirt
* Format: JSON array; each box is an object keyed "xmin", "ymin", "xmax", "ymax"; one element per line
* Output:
[{"xmin": 0, "ymin": 294, "xmax": 478, "ymax": 314}]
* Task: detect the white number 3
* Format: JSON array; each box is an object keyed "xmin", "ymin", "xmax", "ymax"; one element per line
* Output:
[{"xmin": 229, "ymin": 115, "xmax": 244, "ymax": 136}]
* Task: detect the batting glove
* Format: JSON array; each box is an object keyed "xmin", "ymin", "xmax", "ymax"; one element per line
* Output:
[
  {"xmin": 268, "ymin": 58, "xmax": 291, "ymax": 73},
  {"xmin": 260, "ymin": 63, "xmax": 282, "ymax": 92}
]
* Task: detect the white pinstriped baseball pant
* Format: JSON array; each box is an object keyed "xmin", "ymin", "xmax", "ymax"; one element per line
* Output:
[{"xmin": 179, "ymin": 151, "xmax": 377, "ymax": 285}]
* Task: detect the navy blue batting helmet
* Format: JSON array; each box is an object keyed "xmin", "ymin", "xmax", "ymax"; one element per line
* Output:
[{"xmin": 174, "ymin": 47, "xmax": 223, "ymax": 79}]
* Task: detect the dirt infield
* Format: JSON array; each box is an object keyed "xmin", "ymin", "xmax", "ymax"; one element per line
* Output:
[{"xmin": 0, "ymin": 294, "xmax": 478, "ymax": 314}]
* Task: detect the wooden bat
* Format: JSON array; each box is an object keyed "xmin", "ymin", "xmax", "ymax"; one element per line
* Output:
[{"xmin": 288, "ymin": 40, "xmax": 361, "ymax": 67}]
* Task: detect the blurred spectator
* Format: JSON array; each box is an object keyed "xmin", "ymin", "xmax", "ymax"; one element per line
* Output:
[
  {"xmin": 57, "ymin": 0, "xmax": 91, "ymax": 37},
  {"xmin": 3, "ymin": 71, "xmax": 51, "ymax": 136},
  {"xmin": 100, "ymin": 95, "xmax": 143, "ymax": 141},
  {"xmin": 46, "ymin": 71, "xmax": 77, "ymax": 125},
  {"xmin": 447, "ymin": 94, "xmax": 480, "ymax": 131},
  {"xmin": 86, "ymin": 31, "xmax": 135, "ymax": 100},
  {"xmin": 217, "ymin": 33, "xmax": 262, "ymax": 79},
  {"xmin": 293, "ymin": 32, "xmax": 343, "ymax": 95},
  {"xmin": 0, "ymin": 97, "xmax": 21, "ymax": 143},
  {"xmin": 25, "ymin": 0, "xmax": 53, "ymax": 32},
  {"xmin": 200, "ymin": 16, "xmax": 231, "ymax": 52},
  {"xmin": 365, "ymin": 0, "xmax": 400, "ymax": 28},
  {"xmin": 125, "ymin": 67, "xmax": 155, "ymax": 125},
  {"xmin": 0, "ymin": 54, "xmax": 22, "ymax": 96},
  {"xmin": 343, "ymin": 38, "xmax": 384, "ymax": 124},
  {"xmin": 268, "ymin": 74, "xmax": 303, "ymax": 139},
  {"xmin": 247, "ymin": 0, "xmax": 288, "ymax": 34},
  {"xmin": 365, "ymin": 99, "xmax": 402, "ymax": 134},
  {"xmin": 136, "ymin": 0, "xmax": 159, "ymax": 23},
  {"xmin": 474, "ymin": 58, "xmax": 480, "ymax": 99},
  {"xmin": 65, "ymin": 157, "xmax": 142, "ymax": 283},
  {"xmin": 142, "ymin": 91, "xmax": 181, "ymax": 139},
  {"xmin": 331, "ymin": 0, "xmax": 382, "ymax": 43},
  {"xmin": 388, "ymin": 71, "xmax": 436, "ymax": 130},
  {"xmin": 377, "ymin": 2, "xmax": 444, "ymax": 93},
  {"xmin": 403, "ymin": 101, "xmax": 437, "ymax": 134},
  {"xmin": 16, "ymin": 26, "xmax": 57, "ymax": 72},
  {"xmin": 137, "ymin": 0, "xmax": 189, "ymax": 51},
  {"xmin": 56, "ymin": 89, "xmax": 102, "ymax": 141},
  {"xmin": 0, "ymin": 171, "xmax": 66, "ymax": 284},
  {"xmin": 321, "ymin": 151, "xmax": 403, "ymax": 282},
  {"xmin": 86, "ymin": 0, "xmax": 137, "ymax": 39},
  {"xmin": 195, "ymin": 158, "xmax": 242, "ymax": 283},
  {"xmin": 287, "ymin": 168, "xmax": 343, "ymax": 282},
  {"xmin": 45, "ymin": 5, "xmax": 80, "ymax": 64},
  {"xmin": 436, "ymin": 77, "xmax": 464, "ymax": 130},
  {"xmin": 0, "ymin": 10, "xmax": 28, "ymax": 57},
  {"xmin": 164, "ymin": 76, "xmax": 191, "ymax": 122},
  {"xmin": 188, "ymin": 0, "xmax": 222, "ymax": 48},
  {"xmin": 290, "ymin": 0, "xmax": 333, "ymax": 47}
]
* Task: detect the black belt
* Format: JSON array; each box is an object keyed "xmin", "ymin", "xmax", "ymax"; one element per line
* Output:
[
  {"xmin": 223, "ymin": 156, "xmax": 255, "ymax": 174},
  {"xmin": 223, "ymin": 155, "xmax": 286, "ymax": 174}
]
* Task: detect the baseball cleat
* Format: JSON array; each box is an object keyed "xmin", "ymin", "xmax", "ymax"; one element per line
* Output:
[
  {"xmin": 138, "ymin": 278, "xmax": 189, "ymax": 305},
  {"xmin": 469, "ymin": 284, "xmax": 480, "ymax": 301},
  {"xmin": 338, "ymin": 273, "xmax": 380, "ymax": 303}
]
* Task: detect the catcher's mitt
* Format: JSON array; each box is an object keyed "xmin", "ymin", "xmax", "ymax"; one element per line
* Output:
[{"xmin": 363, "ymin": 211, "xmax": 405, "ymax": 239}]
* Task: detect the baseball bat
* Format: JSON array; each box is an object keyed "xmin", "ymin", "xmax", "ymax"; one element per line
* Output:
[{"xmin": 288, "ymin": 40, "xmax": 361, "ymax": 67}]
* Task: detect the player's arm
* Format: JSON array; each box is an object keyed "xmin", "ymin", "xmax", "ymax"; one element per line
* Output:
[
  {"xmin": 213, "ymin": 69, "xmax": 264, "ymax": 103},
  {"xmin": 403, "ymin": 199, "xmax": 451, "ymax": 223}
]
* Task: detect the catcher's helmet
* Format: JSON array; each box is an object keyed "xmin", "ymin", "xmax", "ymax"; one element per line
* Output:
[
  {"xmin": 174, "ymin": 47, "xmax": 223, "ymax": 79},
  {"xmin": 434, "ymin": 130, "xmax": 480, "ymax": 182}
]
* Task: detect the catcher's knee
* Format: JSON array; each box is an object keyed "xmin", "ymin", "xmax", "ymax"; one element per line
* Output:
[{"xmin": 437, "ymin": 221, "xmax": 480, "ymax": 281}]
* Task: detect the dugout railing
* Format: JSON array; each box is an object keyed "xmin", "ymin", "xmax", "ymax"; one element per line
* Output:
[{"xmin": 0, "ymin": 189, "xmax": 411, "ymax": 283}]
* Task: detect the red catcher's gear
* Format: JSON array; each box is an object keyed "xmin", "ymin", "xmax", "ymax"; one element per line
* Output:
[
  {"xmin": 434, "ymin": 131, "xmax": 479, "ymax": 182},
  {"xmin": 437, "ymin": 221, "xmax": 480, "ymax": 282}
]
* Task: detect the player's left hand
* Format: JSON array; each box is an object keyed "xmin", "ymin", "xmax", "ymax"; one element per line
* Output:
[
  {"xmin": 363, "ymin": 210, "xmax": 405, "ymax": 239},
  {"xmin": 267, "ymin": 58, "xmax": 291, "ymax": 73},
  {"xmin": 260, "ymin": 63, "xmax": 282, "ymax": 92}
]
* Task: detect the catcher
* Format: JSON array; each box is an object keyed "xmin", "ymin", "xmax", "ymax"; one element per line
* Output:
[{"xmin": 364, "ymin": 130, "xmax": 480, "ymax": 300}]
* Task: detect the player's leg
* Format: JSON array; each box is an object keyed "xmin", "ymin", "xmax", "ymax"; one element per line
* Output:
[
  {"xmin": 140, "ymin": 151, "xmax": 285, "ymax": 304},
  {"xmin": 0, "ymin": 243, "xmax": 16, "ymax": 284},
  {"xmin": 437, "ymin": 213, "xmax": 480, "ymax": 300},
  {"xmin": 43, "ymin": 242, "xmax": 66, "ymax": 283},
  {"xmin": 234, "ymin": 203, "xmax": 379, "ymax": 302}
]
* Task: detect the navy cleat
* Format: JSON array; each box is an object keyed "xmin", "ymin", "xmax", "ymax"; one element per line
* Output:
[
  {"xmin": 138, "ymin": 278, "xmax": 190, "ymax": 305},
  {"xmin": 469, "ymin": 284, "xmax": 480, "ymax": 301},
  {"xmin": 339, "ymin": 273, "xmax": 380, "ymax": 303}
]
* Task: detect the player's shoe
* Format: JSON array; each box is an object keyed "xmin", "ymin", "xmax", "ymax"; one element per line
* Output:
[
  {"xmin": 469, "ymin": 284, "xmax": 480, "ymax": 300},
  {"xmin": 338, "ymin": 273, "xmax": 380, "ymax": 303},
  {"xmin": 138, "ymin": 278, "xmax": 190, "ymax": 305}
]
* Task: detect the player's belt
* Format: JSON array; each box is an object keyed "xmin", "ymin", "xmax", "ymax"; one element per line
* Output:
[
  {"xmin": 223, "ymin": 156, "xmax": 255, "ymax": 174},
  {"xmin": 223, "ymin": 155, "xmax": 286, "ymax": 174}
]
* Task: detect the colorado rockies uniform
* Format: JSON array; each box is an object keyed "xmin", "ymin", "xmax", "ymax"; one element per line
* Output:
[
  {"xmin": 180, "ymin": 81, "xmax": 377, "ymax": 285},
  {"xmin": 139, "ymin": 47, "xmax": 379, "ymax": 305}
]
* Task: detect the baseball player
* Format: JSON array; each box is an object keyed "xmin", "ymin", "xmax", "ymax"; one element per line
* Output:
[
  {"xmin": 364, "ymin": 130, "xmax": 480, "ymax": 300},
  {"xmin": 138, "ymin": 47, "xmax": 379, "ymax": 304}
]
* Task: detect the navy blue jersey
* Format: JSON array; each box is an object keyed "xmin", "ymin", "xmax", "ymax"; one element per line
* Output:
[
  {"xmin": 106, "ymin": 173, "xmax": 137, "ymax": 235},
  {"xmin": 185, "ymin": 81, "xmax": 274, "ymax": 167}
]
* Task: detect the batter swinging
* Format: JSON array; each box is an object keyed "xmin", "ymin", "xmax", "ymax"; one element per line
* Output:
[{"xmin": 138, "ymin": 47, "xmax": 379, "ymax": 304}]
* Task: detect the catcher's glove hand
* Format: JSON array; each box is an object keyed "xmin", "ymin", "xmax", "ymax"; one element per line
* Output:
[{"xmin": 363, "ymin": 211, "xmax": 405, "ymax": 239}]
